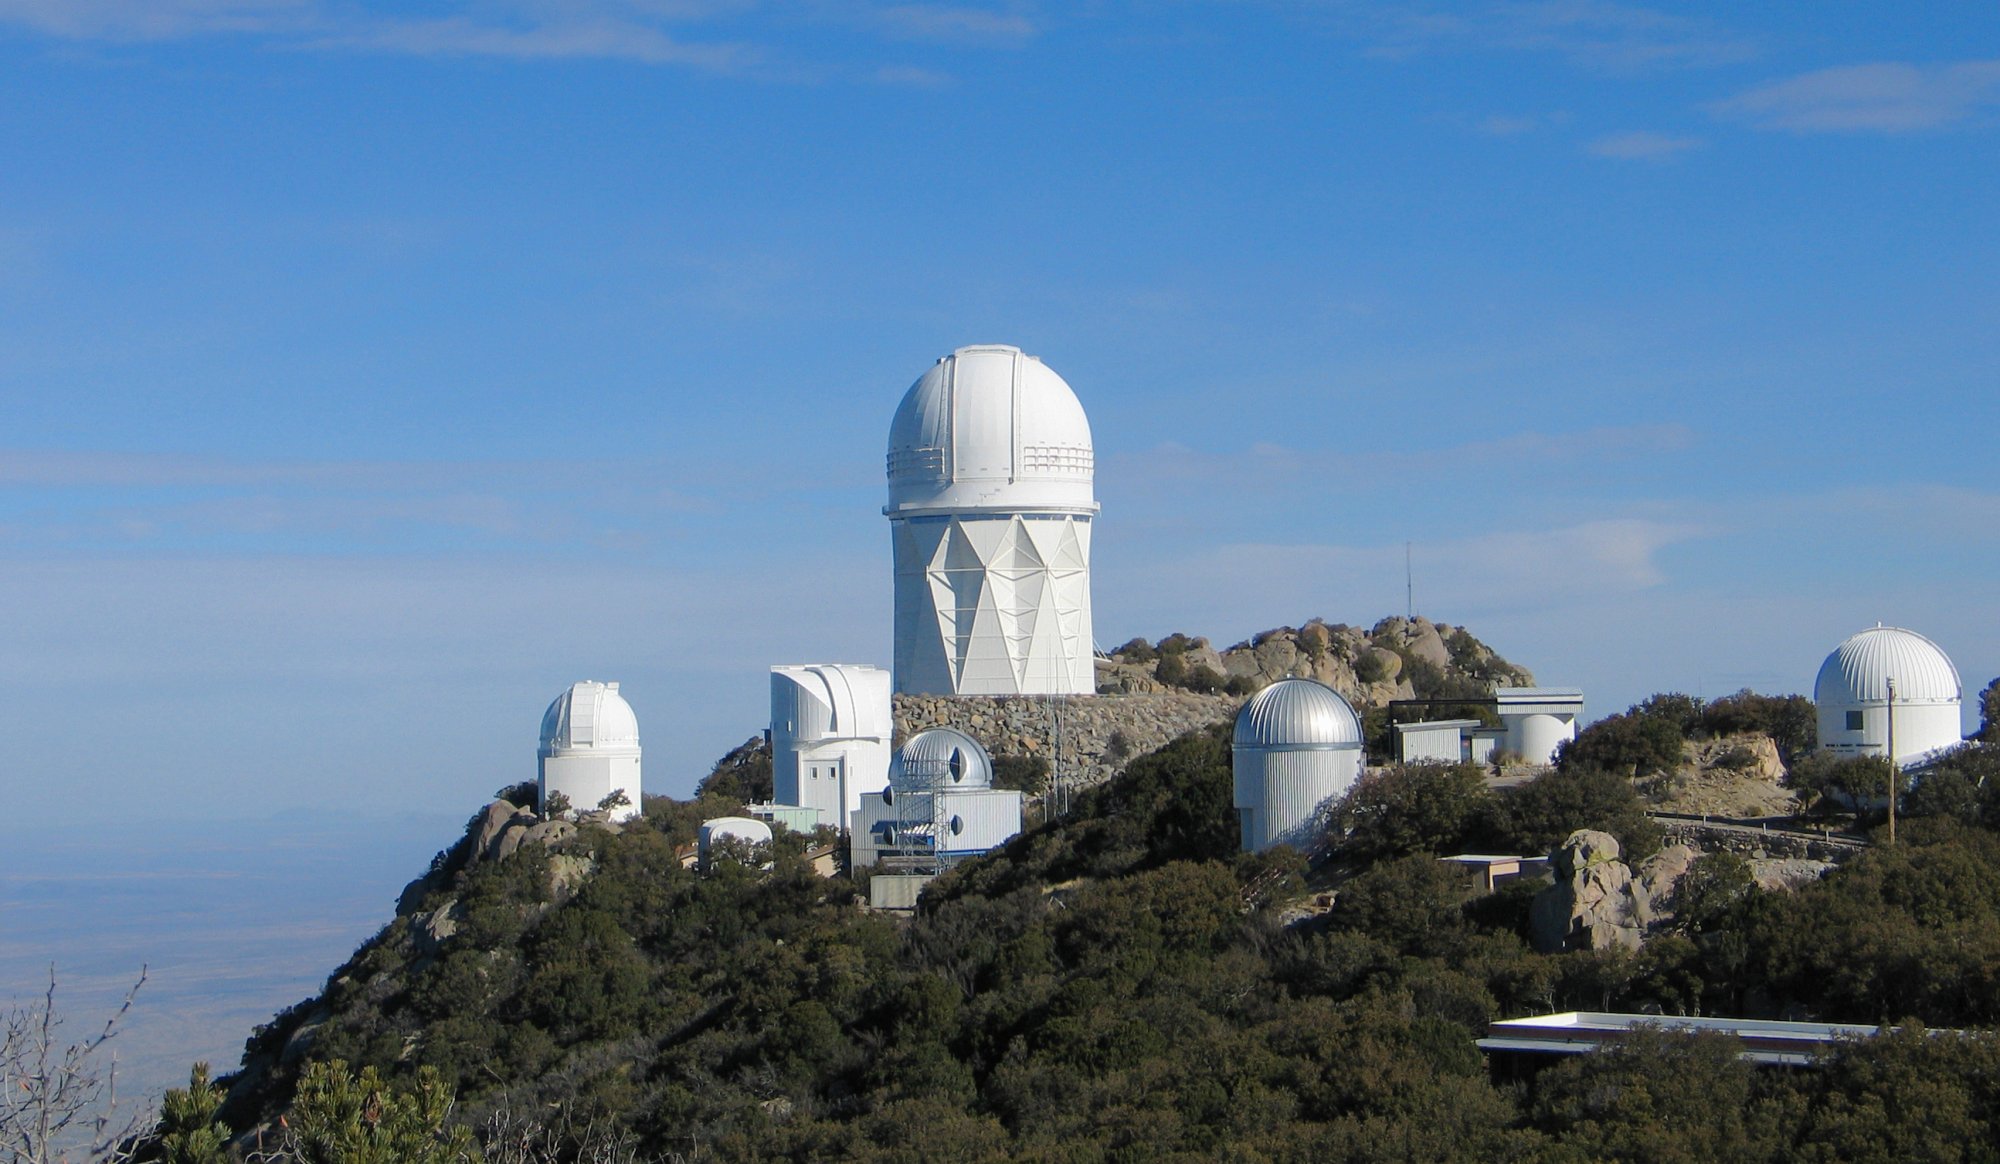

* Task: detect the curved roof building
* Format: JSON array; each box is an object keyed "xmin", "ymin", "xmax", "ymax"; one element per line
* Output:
[
  {"xmin": 886, "ymin": 345, "xmax": 1097, "ymax": 696},
  {"xmin": 1232, "ymin": 678, "xmax": 1365, "ymax": 852},
  {"xmin": 1815, "ymin": 625, "xmax": 1963, "ymax": 767},
  {"xmin": 538, "ymin": 680, "xmax": 642, "ymax": 821},
  {"xmin": 770, "ymin": 664, "xmax": 892, "ymax": 829}
]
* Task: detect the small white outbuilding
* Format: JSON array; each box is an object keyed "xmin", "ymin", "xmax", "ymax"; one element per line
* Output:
[
  {"xmin": 538, "ymin": 680, "xmax": 642, "ymax": 822},
  {"xmin": 698, "ymin": 816, "xmax": 774, "ymax": 871},
  {"xmin": 1232, "ymin": 678, "xmax": 1365, "ymax": 853},
  {"xmin": 1815, "ymin": 625, "xmax": 1963, "ymax": 768}
]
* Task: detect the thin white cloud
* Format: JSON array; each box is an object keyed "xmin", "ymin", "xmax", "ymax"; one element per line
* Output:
[
  {"xmin": 1104, "ymin": 423, "xmax": 1697, "ymax": 490},
  {"xmin": 0, "ymin": 0, "xmax": 313, "ymax": 40},
  {"xmin": 308, "ymin": 15, "xmax": 760, "ymax": 71},
  {"xmin": 1104, "ymin": 517, "xmax": 1708, "ymax": 649},
  {"xmin": 1326, "ymin": 0, "xmax": 1755, "ymax": 72},
  {"xmin": 868, "ymin": 4, "xmax": 1036, "ymax": 44},
  {"xmin": 1587, "ymin": 129, "xmax": 1701, "ymax": 159},
  {"xmin": 0, "ymin": 449, "xmax": 732, "ymax": 551},
  {"xmin": 1478, "ymin": 113, "xmax": 1542, "ymax": 136},
  {"xmin": 1714, "ymin": 60, "xmax": 2000, "ymax": 133},
  {"xmin": 873, "ymin": 63, "xmax": 954, "ymax": 87},
  {"xmin": 0, "ymin": 0, "xmax": 1035, "ymax": 70}
]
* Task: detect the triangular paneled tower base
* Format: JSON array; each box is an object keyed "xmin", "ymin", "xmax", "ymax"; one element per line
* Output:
[{"xmin": 892, "ymin": 513, "xmax": 1094, "ymax": 695}]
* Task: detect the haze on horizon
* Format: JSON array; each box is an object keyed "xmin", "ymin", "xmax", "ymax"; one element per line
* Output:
[{"xmin": 1, "ymin": 1, "xmax": 1995, "ymax": 827}]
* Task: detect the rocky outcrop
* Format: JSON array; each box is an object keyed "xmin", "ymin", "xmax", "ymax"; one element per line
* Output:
[
  {"xmin": 474, "ymin": 800, "xmax": 536, "ymax": 862},
  {"xmin": 411, "ymin": 899, "xmax": 463, "ymax": 956},
  {"xmin": 1646, "ymin": 733, "xmax": 1800, "ymax": 818},
  {"xmin": 901, "ymin": 617, "xmax": 1535, "ymax": 798},
  {"xmin": 1748, "ymin": 857, "xmax": 1834, "ymax": 892},
  {"xmin": 1633, "ymin": 844, "xmax": 1698, "ymax": 924},
  {"xmin": 1097, "ymin": 616, "xmax": 1533, "ymax": 710},
  {"xmin": 1530, "ymin": 831, "xmax": 1698, "ymax": 953}
]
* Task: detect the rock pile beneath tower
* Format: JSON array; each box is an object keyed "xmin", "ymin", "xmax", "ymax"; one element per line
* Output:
[
  {"xmin": 1094, "ymin": 616, "xmax": 1533, "ymax": 709},
  {"xmin": 892, "ymin": 691, "xmax": 1240, "ymax": 791}
]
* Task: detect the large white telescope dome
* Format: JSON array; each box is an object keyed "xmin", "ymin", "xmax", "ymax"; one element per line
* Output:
[
  {"xmin": 540, "ymin": 680, "xmax": 640, "ymax": 754},
  {"xmin": 885, "ymin": 344, "xmax": 1096, "ymax": 516},
  {"xmin": 1814, "ymin": 625, "xmax": 1963, "ymax": 768},
  {"xmin": 1814, "ymin": 625, "xmax": 1962, "ymax": 708}
]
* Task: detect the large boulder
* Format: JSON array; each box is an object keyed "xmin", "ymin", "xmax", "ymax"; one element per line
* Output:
[
  {"xmin": 1749, "ymin": 857, "xmax": 1833, "ymax": 892},
  {"xmin": 1532, "ymin": 830, "xmax": 1647, "ymax": 953},
  {"xmin": 1632, "ymin": 844, "xmax": 1698, "ymax": 928},
  {"xmin": 472, "ymin": 799, "xmax": 537, "ymax": 863}
]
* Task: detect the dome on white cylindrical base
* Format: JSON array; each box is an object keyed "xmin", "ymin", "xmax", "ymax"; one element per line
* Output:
[
  {"xmin": 538, "ymin": 680, "xmax": 642, "ymax": 821},
  {"xmin": 886, "ymin": 345, "xmax": 1098, "ymax": 697},
  {"xmin": 1232, "ymin": 679, "xmax": 1364, "ymax": 852},
  {"xmin": 1815, "ymin": 625, "xmax": 1963, "ymax": 767}
]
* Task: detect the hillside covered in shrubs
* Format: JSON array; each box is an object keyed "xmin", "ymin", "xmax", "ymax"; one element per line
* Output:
[{"xmin": 161, "ymin": 682, "xmax": 2000, "ymax": 1163}]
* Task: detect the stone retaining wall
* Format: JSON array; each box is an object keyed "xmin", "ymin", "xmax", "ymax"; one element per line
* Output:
[
  {"xmin": 892, "ymin": 692, "xmax": 1242, "ymax": 790},
  {"xmin": 1656, "ymin": 821, "xmax": 1865, "ymax": 863}
]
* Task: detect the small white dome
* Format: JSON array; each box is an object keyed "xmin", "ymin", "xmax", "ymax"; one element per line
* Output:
[
  {"xmin": 1814, "ymin": 626, "xmax": 1961, "ymax": 708},
  {"xmin": 886, "ymin": 344, "xmax": 1096, "ymax": 516},
  {"xmin": 699, "ymin": 816, "xmax": 774, "ymax": 847},
  {"xmin": 1234, "ymin": 679, "xmax": 1364, "ymax": 751},
  {"xmin": 890, "ymin": 727, "xmax": 994, "ymax": 790},
  {"xmin": 539, "ymin": 681, "xmax": 640, "ymax": 755}
]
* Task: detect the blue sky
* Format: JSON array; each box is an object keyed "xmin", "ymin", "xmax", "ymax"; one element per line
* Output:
[{"xmin": 2, "ymin": 1, "xmax": 1996, "ymax": 820}]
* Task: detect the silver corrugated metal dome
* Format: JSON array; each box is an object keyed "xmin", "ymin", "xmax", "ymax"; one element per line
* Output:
[
  {"xmin": 1814, "ymin": 625, "xmax": 1961, "ymax": 707},
  {"xmin": 1233, "ymin": 678, "xmax": 1364, "ymax": 751},
  {"xmin": 890, "ymin": 727, "xmax": 994, "ymax": 789},
  {"xmin": 539, "ymin": 681, "xmax": 640, "ymax": 754}
]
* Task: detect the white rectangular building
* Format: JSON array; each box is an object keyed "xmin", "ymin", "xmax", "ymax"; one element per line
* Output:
[{"xmin": 849, "ymin": 786, "xmax": 1023, "ymax": 869}]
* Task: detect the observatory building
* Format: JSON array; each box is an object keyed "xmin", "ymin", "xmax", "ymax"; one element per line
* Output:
[
  {"xmin": 850, "ymin": 727, "xmax": 1024, "ymax": 868},
  {"xmin": 885, "ymin": 344, "xmax": 1097, "ymax": 696},
  {"xmin": 1815, "ymin": 625, "xmax": 1963, "ymax": 768},
  {"xmin": 769, "ymin": 664, "xmax": 893, "ymax": 829},
  {"xmin": 1495, "ymin": 688, "xmax": 1584, "ymax": 766},
  {"xmin": 538, "ymin": 681, "xmax": 642, "ymax": 822},
  {"xmin": 1232, "ymin": 678, "xmax": 1365, "ymax": 852}
]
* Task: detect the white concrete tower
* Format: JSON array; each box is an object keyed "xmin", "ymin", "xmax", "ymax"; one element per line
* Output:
[
  {"xmin": 885, "ymin": 345, "xmax": 1097, "ymax": 695},
  {"xmin": 538, "ymin": 681, "xmax": 642, "ymax": 822},
  {"xmin": 770, "ymin": 664, "xmax": 893, "ymax": 829},
  {"xmin": 1815, "ymin": 625, "xmax": 1963, "ymax": 768}
]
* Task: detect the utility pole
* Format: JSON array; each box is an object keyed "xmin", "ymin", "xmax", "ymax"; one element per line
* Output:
[{"xmin": 1885, "ymin": 677, "xmax": 1898, "ymax": 846}]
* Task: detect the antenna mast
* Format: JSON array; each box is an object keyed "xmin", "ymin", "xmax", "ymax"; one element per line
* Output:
[{"xmin": 1406, "ymin": 541, "xmax": 1414, "ymax": 625}]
